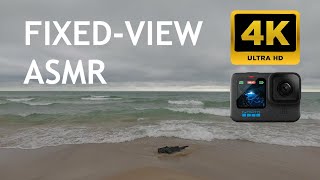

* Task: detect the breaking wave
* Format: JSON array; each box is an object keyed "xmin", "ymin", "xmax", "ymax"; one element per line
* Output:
[{"xmin": 1, "ymin": 120, "xmax": 319, "ymax": 149}]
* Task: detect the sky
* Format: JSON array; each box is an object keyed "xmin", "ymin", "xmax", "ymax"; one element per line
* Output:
[{"xmin": 0, "ymin": 0, "xmax": 319, "ymax": 91}]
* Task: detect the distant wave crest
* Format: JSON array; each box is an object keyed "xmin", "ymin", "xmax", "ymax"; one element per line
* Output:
[
  {"xmin": 168, "ymin": 107, "xmax": 230, "ymax": 117},
  {"xmin": 301, "ymin": 112, "xmax": 320, "ymax": 120},
  {"xmin": 168, "ymin": 100, "xmax": 204, "ymax": 106},
  {"xmin": 7, "ymin": 98, "xmax": 34, "ymax": 102},
  {"xmin": 23, "ymin": 102, "xmax": 54, "ymax": 106},
  {"xmin": 81, "ymin": 95, "xmax": 122, "ymax": 101}
]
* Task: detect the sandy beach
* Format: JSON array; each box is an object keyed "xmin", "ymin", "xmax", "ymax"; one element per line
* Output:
[{"xmin": 0, "ymin": 137, "xmax": 319, "ymax": 180}]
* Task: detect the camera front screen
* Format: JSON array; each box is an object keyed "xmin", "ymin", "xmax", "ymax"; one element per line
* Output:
[{"xmin": 237, "ymin": 78, "xmax": 266, "ymax": 108}]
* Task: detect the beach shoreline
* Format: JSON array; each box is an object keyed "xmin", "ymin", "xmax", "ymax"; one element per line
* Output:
[{"xmin": 0, "ymin": 137, "xmax": 319, "ymax": 180}]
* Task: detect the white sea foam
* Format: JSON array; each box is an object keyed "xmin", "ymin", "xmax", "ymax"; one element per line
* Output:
[
  {"xmin": 301, "ymin": 112, "xmax": 320, "ymax": 120},
  {"xmin": 168, "ymin": 100, "xmax": 203, "ymax": 106},
  {"xmin": 81, "ymin": 96, "xmax": 122, "ymax": 101},
  {"xmin": 167, "ymin": 107, "xmax": 230, "ymax": 117},
  {"xmin": 92, "ymin": 95, "xmax": 110, "ymax": 98},
  {"xmin": 23, "ymin": 102, "xmax": 53, "ymax": 106},
  {"xmin": 167, "ymin": 108, "xmax": 320, "ymax": 120},
  {"xmin": 137, "ymin": 117, "xmax": 145, "ymax": 121},
  {"xmin": 7, "ymin": 98, "xmax": 34, "ymax": 102},
  {"xmin": 135, "ymin": 107, "xmax": 150, "ymax": 111},
  {"xmin": 1, "ymin": 120, "xmax": 319, "ymax": 149},
  {"xmin": 0, "ymin": 101, "xmax": 7, "ymax": 105}
]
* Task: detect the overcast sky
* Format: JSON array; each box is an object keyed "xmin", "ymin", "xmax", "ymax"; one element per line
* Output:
[{"xmin": 0, "ymin": 0, "xmax": 319, "ymax": 91}]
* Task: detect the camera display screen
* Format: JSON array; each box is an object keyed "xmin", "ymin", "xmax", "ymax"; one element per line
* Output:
[{"xmin": 237, "ymin": 78, "xmax": 266, "ymax": 108}]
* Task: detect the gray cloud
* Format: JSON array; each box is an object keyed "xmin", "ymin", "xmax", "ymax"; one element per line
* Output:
[{"xmin": 0, "ymin": 0, "xmax": 319, "ymax": 90}]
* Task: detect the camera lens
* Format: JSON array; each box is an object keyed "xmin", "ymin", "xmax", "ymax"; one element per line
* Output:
[{"xmin": 277, "ymin": 82, "xmax": 293, "ymax": 96}]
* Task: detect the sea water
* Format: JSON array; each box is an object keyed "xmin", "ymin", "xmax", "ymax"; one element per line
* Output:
[{"xmin": 0, "ymin": 91, "xmax": 319, "ymax": 149}]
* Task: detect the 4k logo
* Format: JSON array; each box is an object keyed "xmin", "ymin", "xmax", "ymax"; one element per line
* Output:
[{"xmin": 230, "ymin": 10, "xmax": 300, "ymax": 65}]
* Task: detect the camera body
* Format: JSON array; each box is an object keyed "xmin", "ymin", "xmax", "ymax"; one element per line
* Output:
[{"xmin": 231, "ymin": 72, "xmax": 301, "ymax": 122}]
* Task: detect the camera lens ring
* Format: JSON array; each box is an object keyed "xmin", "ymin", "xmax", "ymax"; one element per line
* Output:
[{"xmin": 277, "ymin": 82, "xmax": 293, "ymax": 96}]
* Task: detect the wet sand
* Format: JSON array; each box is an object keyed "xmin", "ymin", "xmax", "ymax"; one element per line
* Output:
[{"xmin": 0, "ymin": 137, "xmax": 319, "ymax": 180}]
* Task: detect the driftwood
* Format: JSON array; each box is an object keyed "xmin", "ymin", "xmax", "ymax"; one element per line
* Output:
[{"xmin": 157, "ymin": 146, "xmax": 189, "ymax": 154}]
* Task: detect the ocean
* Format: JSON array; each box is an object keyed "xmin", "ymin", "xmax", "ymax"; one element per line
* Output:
[{"xmin": 0, "ymin": 91, "xmax": 319, "ymax": 149}]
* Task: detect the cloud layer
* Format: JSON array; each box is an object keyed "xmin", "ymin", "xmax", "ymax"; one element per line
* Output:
[{"xmin": 0, "ymin": 0, "xmax": 319, "ymax": 90}]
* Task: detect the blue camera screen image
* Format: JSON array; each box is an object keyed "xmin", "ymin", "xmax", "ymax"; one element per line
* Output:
[{"xmin": 237, "ymin": 78, "xmax": 266, "ymax": 108}]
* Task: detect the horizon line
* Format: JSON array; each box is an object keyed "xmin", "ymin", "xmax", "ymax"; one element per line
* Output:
[{"xmin": 0, "ymin": 89, "xmax": 319, "ymax": 92}]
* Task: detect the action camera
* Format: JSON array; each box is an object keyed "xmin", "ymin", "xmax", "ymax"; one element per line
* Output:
[{"xmin": 230, "ymin": 72, "xmax": 301, "ymax": 122}]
